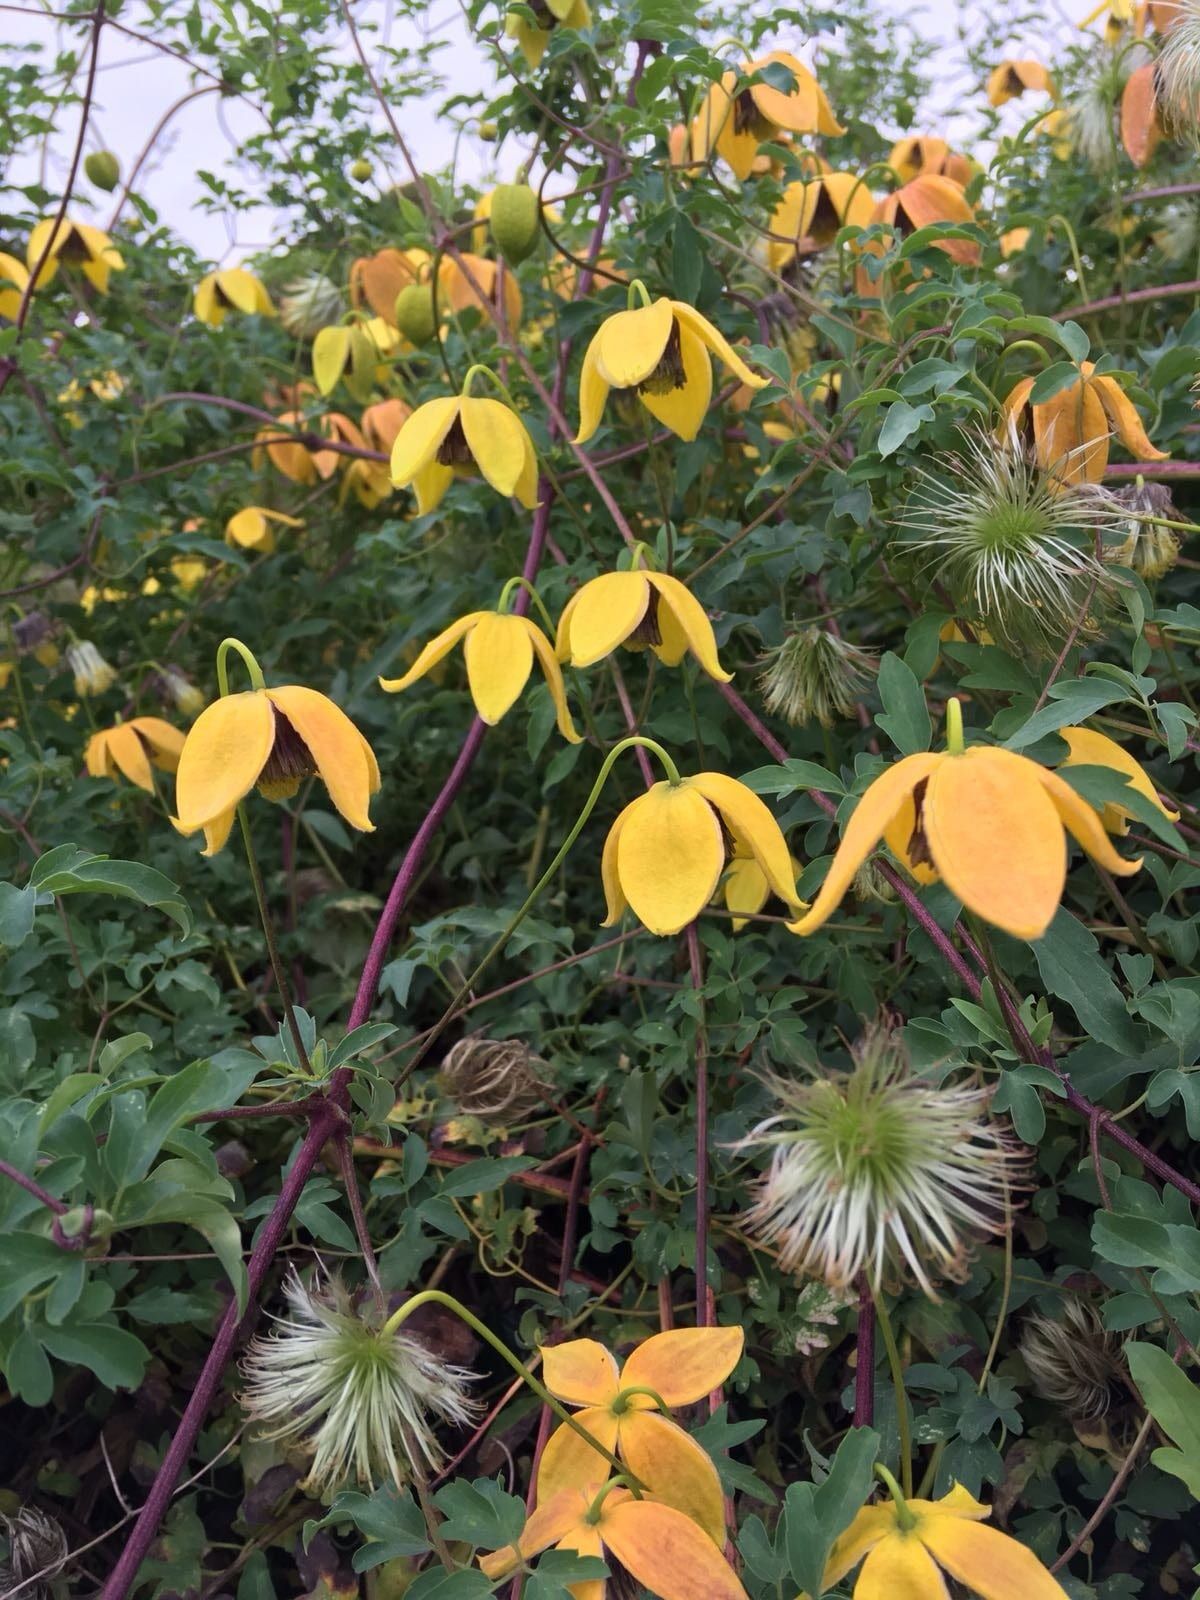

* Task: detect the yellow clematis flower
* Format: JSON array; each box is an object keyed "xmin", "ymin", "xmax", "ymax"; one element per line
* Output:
[
  {"xmin": 85, "ymin": 718, "xmax": 186, "ymax": 793},
  {"xmin": 576, "ymin": 289, "xmax": 769, "ymax": 445},
  {"xmin": 534, "ymin": 1329, "xmax": 743, "ymax": 1546},
  {"xmin": 193, "ymin": 268, "xmax": 275, "ymax": 327},
  {"xmin": 379, "ymin": 605, "xmax": 579, "ymax": 742},
  {"xmin": 1002, "ymin": 362, "xmax": 1168, "ymax": 486},
  {"xmin": 27, "ymin": 218, "xmax": 124, "ymax": 293},
  {"xmin": 0, "ymin": 251, "xmax": 31, "ymax": 319},
  {"xmin": 768, "ymin": 173, "xmax": 875, "ymax": 270},
  {"xmin": 1079, "ymin": 0, "xmax": 1135, "ymax": 25},
  {"xmin": 361, "ymin": 397, "xmax": 412, "ymax": 454},
  {"xmin": 1057, "ymin": 726, "xmax": 1179, "ymax": 834},
  {"xmin": 479, "ymin": 1479, "xmax": 748, "ymax": 1599},
  {"xmin": 555, "ymin": 565, "xmax": 731, "ymax": 681},
  {"xmin": 789, "ymin": 700, "xmax": 1141, "ymax": 942},
  {"xmin": 603, "ymin": 769, "xmax": 802, "ymax": 937},
  {"xmin": 987, "ymin": 59, "xmax": 1056, "ymax": 106},
  {"xmin": 174, "ymin": 681, "xmax": 380, "ymax": 856},
  {"xmin": 225, "ymin": 507, "xmax": 303, "ymax": 553},
  {"xmin": 719, "ymin": 846, "xmax": 803, "ymax": 930},
  {"xmin": 819, "ymin": 1483, "xmax": 1068, "ymax": 1600},
  {"xmin": 340, "ymin": 458, "xmax": 394, "ymax": 509},
  {"xmin": 504, "ymin": 0, "xmax": 591, "ymax": 71},
  {"xmin": 691, "ymin": 53, "xmax": 843, "ymax": 182},
  {"xmin": 888, "ymin": 138, "xmax": 977, "ymax": 187},
  {"xmin": 312, "ymin": 321, "xmax": 380, "ymax": 401},
  {"xmin": 389, "ymin": 389, "xmax": 538, "ymax": 514}
]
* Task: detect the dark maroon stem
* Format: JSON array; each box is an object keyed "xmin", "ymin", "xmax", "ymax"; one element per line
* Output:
[
  {"xmin": 99, "ymin": 1108, "xmax": 338, "ymax": 1600},
  {"xmin": 0, "ymin": 1157, "xmax": 68, "ymax": 1215},
  {"xmin": 715, "ymin": 679, "xmax": 1200, "ymax": 1207},
  {"xmin": 1057, "ymin": 280, "xmax": 1200, "ymax": 318},
  {"xmin": 1103, "ymin": 462, "xmax": 1200, "ymax": 481},
  {"xmin": 853, "ymin": 1278, "xmax": 875, "ymax": 1427}
]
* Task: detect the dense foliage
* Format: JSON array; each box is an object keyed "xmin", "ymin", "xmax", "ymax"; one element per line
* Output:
[{"xmin": 2, "ymin": 1, "xmax": 1200, "ymax": 1597}]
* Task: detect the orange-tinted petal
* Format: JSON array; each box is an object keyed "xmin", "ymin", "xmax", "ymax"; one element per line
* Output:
[
  {"xmin": 601, "ymin": 1498, "xmax": 748, "ymax": 1598},
  {"xmin": 920, "ymin": 1514, "xmax": 1069, "ymax": 1600},
  {"xmin": 620, "ymin": 1326, "xmax": 744, "ymax": 1404},
  {"xmin": 1036, "ymin": 765, "xmax": 1142, "ymax": 877},
  {"xmin": 536, "ymin": 1409, "xmax": 620, "ymax": 1503},
  {"xmin": 265, "ymin": 686, "xmax": 376, "ymax": 833},
  {"xmin": 540, "ymin": 1338, "xmax": 621, "ymax": 1405},
  {"xmin": 617, "ymin": 1411, "xmax": 726, "ymax": 1546}
]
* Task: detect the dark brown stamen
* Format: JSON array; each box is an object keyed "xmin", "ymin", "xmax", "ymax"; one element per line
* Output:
[
  {"xmin": 732, "ymin": 88, "xmax": 772, "ymax": 138},
  {"xmin": 906, "ymin": 777, "xmax": 935, "ymax": 870},
  {"xmin": 57, "ymin": 225, "xmax": 90, "ymax": 262},
  {"xmin": 436, "ymin": 416, "xmax": 473, "ymax": 466},
  {"xmin": 628, "ymin": 588, "xmax": 662, "ymax": 648},
  {"xmin": 257, "ymin": 707, "xmax": 317, "ymax": 803},
  {"xmin": 636, "ymin": 320, "xmax": 686, "ymax": 397},
  {"xmin": 810, "ymin": 186, "xmax": 842, "ymax": 246}
]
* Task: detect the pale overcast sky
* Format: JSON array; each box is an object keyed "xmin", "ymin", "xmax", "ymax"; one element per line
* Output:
[{"xmin": 3, "ymin": 0, "xmax": 1059, "ymax": 261}]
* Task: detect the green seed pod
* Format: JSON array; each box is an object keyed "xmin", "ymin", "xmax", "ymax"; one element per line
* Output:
[
  {"xmin": 394, "ymin": 283, "xmax": 437, "ymax": 345},
  {"xmin": 489, "ymin": 182, "xmax": 541, "ymax": 264},
  {"xmin": 85, "ymin": 150, "xmax": 120, "ymax": 191},
  {"xmin": 350, "ymin": 157, "xmax": 372, "ymax": 183},
  {"xmin": 478, "ymin": 121, "xmax": 498, "ymax": 141}
]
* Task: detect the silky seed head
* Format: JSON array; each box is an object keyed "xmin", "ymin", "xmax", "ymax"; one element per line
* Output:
[
  {"xmin": 278, "ymin": 273, "xmax": 344, "ymax": 339},
  {"xmin": 1019, "ymin": 1296, "xmax": 1127, "ymax": 1420},
  {"xmin": 1105, "ymin": 481, "xmax": 1181, "ymax": 580},
  {"xmin": 758, "ymin": 626, "xmax": 877, "ymax": 728},
  {"xmin": 734, "ymin": 1022, "xmax": 1024, "ymax": 1299},
  {"xmin": 440, "ymin": 1037, "xmax": 548, "ymax": 1125},
  {"xmin": 895, "ymin": 427, "xmax": 1122, "ymax": 652},
  {"xmin": 239, "ymin": 1269, "xmax": 480, "ymax": 1493},
  {"xmin": 1156, "ymin": 1, "xmax": 1200, "ymax": 143},
  {"xmin": 0, "ymin": 1506, "xmax": 68, "ymax": 1600}
]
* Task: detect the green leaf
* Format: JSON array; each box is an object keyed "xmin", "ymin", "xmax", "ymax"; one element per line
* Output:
[
  {"xmin": 1126, "ymin": 1342, "xmax": 1200, "ymax": 1496},
  {"xmin": 4, "ymin": 1329, "xmax": 54, "ymax": 1405},
  {"xmin": 1092, "ymin": 1213, "xmax": 1200, "ymax": 1294},
  {"xmin": 875, "ymin": 652, "xmax": 931, "ymax": 755},
  {"xmin": 877, "ymin": 399, "xmax": 933, "ymax": 458},
  {"xmin": 1033, "ymin": 910, "xmax": 1144, "ymax": 1053},
  {"xmin": 741, "ymin": 760, "xmax": 845, "ymax": 798},
  {"xmin": 32, "ymin": 845, "xmax": 190, "ymax": 934},
  {"xmin": 39, "ymin": 1322, "xmax": 150, "ymax": 1390},
  {"xmin": 1004, "ymin": 680, "xmax": 1128, "ymax": 749},
  {"xmin": 433, "ymin": 1477, "xmax": 526, "ymax": 1549},
  {"xmin": 326, "ymin": 1022, "xmax": 398, "ymax": 1071},
  {"xmin": 404, "ymin": 1571, "xmax": 492, "ymax": 1600},
  {"xmin": 671, "ymin": 213, "xmax": 702, "ymax": 304},
  {"xmin": 1029, "ymin": 360, "xmax": 1083, "ymax": 405},
  {"xmin": 0, "ymin": 881, "xmax": 36, "ymax": 948},
  {"xmin": 436, "ymin": 1156, "xmax": 535, "ymax": 1198},
  {"xmin": 785, "ymin": 1427, "xmax": 880, "ymax": 1597},
  {"xmin": 124, "ymin": 1192, "xmax": 248, "ymax": 1313}
]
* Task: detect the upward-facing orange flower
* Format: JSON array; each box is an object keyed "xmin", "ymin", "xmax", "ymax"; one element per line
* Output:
[{"xmin": 1002, "ymin": 362, "xmax": 1168, "ymax": 485}]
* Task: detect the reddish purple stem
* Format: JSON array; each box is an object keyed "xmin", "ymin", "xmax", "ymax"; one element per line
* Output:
[{"xmin": 854, "ymin": 1279, "xmax": 875, "ymax": 1427}]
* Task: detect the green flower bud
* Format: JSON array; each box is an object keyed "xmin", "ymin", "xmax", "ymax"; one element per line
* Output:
[
  {"xmin": 350, "ymin": 157, "xmax": 373, "ymax": 183},
  {"xmin": 489, "ymin": 182, "xmax": 541, "ymax": 264},
  {"xmin": 85, "ymin": 150, "xmax": 121, "ymax": 191},
  {"xmin": 394, "ymin": 283, "xmax": 437, "ymax": 345}
]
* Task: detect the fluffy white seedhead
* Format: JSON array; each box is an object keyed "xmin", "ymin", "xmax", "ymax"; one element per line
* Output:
[
  {"xmin": 758, "ymin": 626, "xmax": 878, "ymax": 729},
  {"xmin": 896, "ymin": 424, "xmax": 1122, "ymax": 650},
  {"xmin": 1157, "ymin": 2, "xmax": 1200, "ymax": 144},
  {"xmin": 240, "ymin": 1270, "xmax": 480, "ymax": 1493},
  {"xmin": 1019, "ymin": 1297, "xmax": 1127, "ymax": 1420},
  {"xmin": 735, "ymin": 1024, "xmax": 1024, "ymax": 1299}
]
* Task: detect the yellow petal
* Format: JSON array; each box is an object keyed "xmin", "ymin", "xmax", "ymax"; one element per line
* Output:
[
  {"xmin": 575, "ymin": 335, "xmax": 612, "ymax": 444},
  {"xmin": 639, "ymin": 319, "xmax": 713, "ymax": 442},
  {"xmin": 690, "ymin": 77, "xmax": 735, "ymax": 164},
  {"xmin": 601, "ymin": 1498, "xmax": 748, "ymax": 1598},
  {"xmin": 312, "ymin": 325, "xmax": 350, "ymax": 395},
  {"xmin": 618, "ymin": 1411, "xmax": 726, "ymax": 1547},
  {"xmin": 558, "ymin": 571, "xmax": 651, "ymax": 667},
  {"xmin": 105, "ymin": 723, "xmax": 155, "ymax": 792},
  {"xmin": 600, "ymin": 796, "xmax": 639, "ymax": 926},
  {"xmin": 1036, "ymin": 765, "xmax": 1143, "ymax": 878},
  {"xmin": 378, "ymin": 613, "xmax": 480, "ymax": 693},
  {"xmin": 390, "ymin": 396, "xmax": 460, "ymax": 487},
  {"xmin": 820, "ymin": 1504, "xmax": 899, "ymax": 1590},
  {"xmin": 218, "ymin": 268, "xmax": 269, "ymax": 315},
  {"xmin": 924, "ymin": 748, "xmax": 1065, "ymax": 940},
  {"xmin": 266, "ymin": 686, "xmax": 376, "ymax": 833},
  {"xmin": 684, "ymin": 772, "xmax": 800, "ymax": 913},
  {"xmin": 920, "ymin": 1515, "xmax": 1069, "ymax": 1600},
  {"xmin": 411, "ymin": 459, "xmax": 454, "ymax": 514},
  {"xmin": 540, "ymin": 1339, "xmax": 621, "ymax": 1405},
  {"xmin": 550, "ymin": 1522, "xmax": 605, "ymax": 1600},
  {"xmin": 523, "ymin": 618, "xmax": 581, "ymax": 742},
  {"xmin": 536, "ymin": 1410, "xmax": 621, "ymax": 1503},
  {"xmin": 788, "ymin": 754, "xmax": 941, "ymax": 935},
  {"xmin": 620, "ymin": 1325, "xmax": 744, "ymax": 1404},
  {"xmin": 84, "ymin": 731, "xmax": 112, "ymax": 779},
  {"xmin": 749, "ymin": 53, "xmax": 844, "ymax": 137},
  {"xmin": 459, "ymin": 396, "xmax": 536, "ymax": 498},
  {"xmin": 594, "ymin": 298, "xmax": 675, "ymax": 388},
  {"xmin": 1092, "ymin": 375, "xmax": 1169, "ymax": 462},
  {"xmin": 478, "ymin": 1487, "xmax": 587, "ymax": 1581},
  {"xmin": 130, "ymin": 717, "xmax": 186, "ymax": 774},
  {"xmin": 1033, "ymin": 379, "xmax": 1108, "ymax": 484},
  {"xmin": 462, "ymin": 611, "xmax": 534, "ymax": 724},
  {"xmin": 201, "ymin": 807, "xmax": 238, "ymax": 858},
  {"xmin": 1058, "ymin": 726, "xmax": 1178, "ymax": 830},
  {"xmin": 175, "ymin": 691, "xmax": 274, "ymax": 833},
  {"xmin": 616, "ymin": 781, "xmax": 726, "ymax": 936},
  {"xmin": 722, "ymin": 854, "xmax": 769, "ymax": 930},
  {"xmin": 883, "ymin": 793, "xmax": 941, "ymax": 885},
  {"xmin": 673, "ymin": 302, "xmax": 769, "ymax": 390},
  {"xmin": 514, "ymin": 426, "xmax": 540, "ymax": 510},
  {"xmin": 855, "ymin": 1530, "xmax": 950, "ymax": 1600},
  {"xmin": 193, "ymin": 275, "xmax": 221, "ymax": 326},
  {"xmin": 645, "ymin": 573, "xmax": 731, "ymax": 680}
]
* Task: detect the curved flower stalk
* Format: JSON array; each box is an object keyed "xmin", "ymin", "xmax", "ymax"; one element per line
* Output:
[
  {"xmin": 735, "ymin": 1022, "xmax": 1023, "ymax": 1296},
  {"xmin": 535, "ymin": 1329, "xmax": 743, "ymax": 1544},
  {"xmin": 173, "ymin": 639, "xmax": 379, "ymax": 855},
  {"xmin": 603, "ymin": 768, "xmax": 802, "ymax": 936},
  {"xmin": 239, "ymin": 1269, "xmax": 480, "ymax": 1490},
  {"xmin": 789, "ymin": 700, "xmax": 1141, "ymax": 941},
  {"xmin": 575, "ymin": 283, "xmax": 769, "ymax": 443},
  {"xmin": 85, "ymin": 718, "xmax": 185, "ymax": 791},
  {"xmin": 555, "ymin": 560, "xmax": 731, "ymax": 680},
  {"xmin": 193, "ymin": 268, "xmax": 275, "ymax": 327}
]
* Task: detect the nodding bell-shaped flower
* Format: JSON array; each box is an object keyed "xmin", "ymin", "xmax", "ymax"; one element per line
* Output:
[
  {"xmin": 555, "ymin": 561, "xmax": 731, "ymax": 681},
  {"xmin": 1002, "ymin": 361, "xmax": 1168, "ymax": 486},
  {"xmin": 576, "ymin": 285, "xmax": 769, "ymax": 444},
  {"xmin": 193, "ymin": 268, "xmax": 275, "ymax": 327},
  {"xmin": 888, "ymin": 137, "xmax": 977, "ymax": 186},
  {"xmin": 603, "ymin": 768, "xmax": 802, "ymax": 936},
  {"xmin": 85, "ymin": 717, "xmax": 185, "ymax": 792},
  {"xmin": 27, "ymin": 217, "xmax": 124, "ymax": 293},
  {"xmin": 690, "ymin": 52, "xmax": 843, "ymax": 181},
  {"xmin": 174, "ymin": 645, "xmax": 379, "ymax": 855},
  {"xmin": 224, "ymin": 507, "xmax": 304, "ymax": 553},
  {"xmin": 768, "ymin": 173, "xmax": 876, "ymax": 269},
  {"xmin": 789, "ymin": 700, "xmax": 1142, "ymax": 942},
  {"xmin": 504, "ymin": 0, "xmax": 592, "ymax": 72},
  {"xmin": 380, "ymin": 589, "xmax": 580, "ymax": 743},
  {"xmin": 390, "ymin": 374, "xmax": 538, "ymax": 515},
  {"xmin": 0, "ymin": 251, "xmax": 31, "ymax": 319},
  {"xmin": 987, "ymin": 59, "xmax": 1056, "ymax": 106}
]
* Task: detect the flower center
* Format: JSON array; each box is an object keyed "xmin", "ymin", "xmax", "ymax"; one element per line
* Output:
[
  {"xmin": 626, "ymin": 588, "xmax": 662, "ymax": 648},
  {"xmin": 733, "ymin": 89, "xmax": 773, "ymax": 138},
  {"xmin": 972, "ymin": 501, "xmax": 1052, "ymax": 552},
  {"xmin": 634, "ymin": 320, "xmax": 686, "ymax": 396},
  {"xmin": 57, "ymin": 226, "xmax": 91, "ymax": 262},
  {"xmin": 257, "ymin": 707, "xmax": 318, "ymax": 802},
  {"xmin": 436, "ymin": 416, "xmax": 474, "ymax": 466},
  {"xmin": 905, "ymin": 777, "xmax": 935, "ymax": 870}
]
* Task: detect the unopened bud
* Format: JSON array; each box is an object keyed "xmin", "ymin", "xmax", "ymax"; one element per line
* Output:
[
  {"xmin": 85, "ymin": 150, "xmax": 120, "ymax": 191},
  {"xmin": 394, "ymin": 283, "xmax": 437, "ymax": 345},
  {"xmin": 489, "ymin": 183, "xmax": 541, "ymax": 264},
  {"xmin": 350, "ymin": 157, "xmax": 373, "ymax": 183}
]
